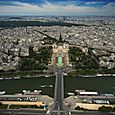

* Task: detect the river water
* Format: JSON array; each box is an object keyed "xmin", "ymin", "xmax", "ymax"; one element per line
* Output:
[{"xmin": 0, "ymin": 76, "xmax": 115, "ymax": 97}]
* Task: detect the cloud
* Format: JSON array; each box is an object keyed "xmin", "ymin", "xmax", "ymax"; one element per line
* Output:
[
  {"xmin": 103, "ymin": 2, "xmax": 115, "ymax": 8},
  {"xmin": 0, "ymin": 1, "xmax": 115, "ymax": 16},
  {"xmin": 85, "ymin": 1, "xmax": 104, "ymax": 5}
]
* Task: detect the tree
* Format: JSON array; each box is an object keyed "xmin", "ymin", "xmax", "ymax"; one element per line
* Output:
[{"xmin": 98, "ymin": 106, "xmax": 113, "ymax": 112}]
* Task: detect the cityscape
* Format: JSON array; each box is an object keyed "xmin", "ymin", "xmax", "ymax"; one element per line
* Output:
[{"xmin": 0, "ymin": 0, "xmax": 115, "ymax": 115}]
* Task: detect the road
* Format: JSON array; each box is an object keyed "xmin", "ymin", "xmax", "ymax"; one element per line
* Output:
[
  {"xmin": 71, "ymin": 111, "xmax": 115, "ymax": 115},
  {"xmin": 0, "ymin": 109, "xmax": 47, "ymax": 115},
  {"xmin": 53, "ymin": 68, "xmax": 64, "ymax": 110},
  {"xmin": 1, "ymin": 109, "xmax": 115, "ymax": 115},
  {"xmin": 49, "ymin": 67, "xmax": 69, "ymax": 115}
]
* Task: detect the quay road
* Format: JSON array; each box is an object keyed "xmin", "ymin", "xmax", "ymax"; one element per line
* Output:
[
  {"xmin": 0, "ymin": 109, "xmax": 47, "ymax": 115},
  {"xmin": 0, "ymin": 109, "xmax": 115, "ymax": 115},
  {"xmin": 71, "ymin": 111, "xmax": 115, "ymax": 115}
]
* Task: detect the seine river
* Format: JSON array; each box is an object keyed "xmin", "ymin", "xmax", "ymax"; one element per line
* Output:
[{"xmin": 0, "ymin": 76, "xmax": 115, "ymax": 97}]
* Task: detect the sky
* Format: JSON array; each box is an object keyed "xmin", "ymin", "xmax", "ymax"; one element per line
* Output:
[{"xmin": 0, "ymin": 0, "xmax": 115, "ymax": 16}]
